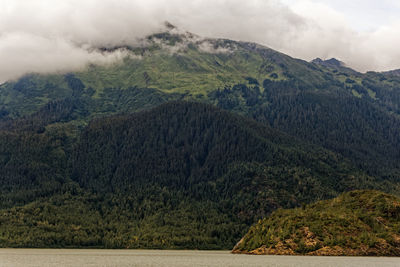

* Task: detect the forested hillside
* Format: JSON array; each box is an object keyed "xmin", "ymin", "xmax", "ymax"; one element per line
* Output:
[{"xmin": 0, "ymin": 102, "xmax": 390, "ymax": 249}]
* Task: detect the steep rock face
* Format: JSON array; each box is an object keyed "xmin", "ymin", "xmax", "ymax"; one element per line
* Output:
[{"xmin": 233, "ymin": 190, "xmax": 400, "ymax": 256}]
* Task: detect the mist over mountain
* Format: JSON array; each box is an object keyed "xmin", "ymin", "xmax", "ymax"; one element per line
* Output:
[{"xmin": 2, "ymin": 0, "xmax": 400, "ymax": 83}]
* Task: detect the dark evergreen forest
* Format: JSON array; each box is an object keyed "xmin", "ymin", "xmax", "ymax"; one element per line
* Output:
[{"xmin": 0, "ymin": 102, "xmax": 396, "ymax": 248}]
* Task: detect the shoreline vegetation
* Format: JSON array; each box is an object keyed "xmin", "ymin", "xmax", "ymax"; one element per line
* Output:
[{"xmin": 232, "ymin": 190, "xmax": 400, "ymax": 256}]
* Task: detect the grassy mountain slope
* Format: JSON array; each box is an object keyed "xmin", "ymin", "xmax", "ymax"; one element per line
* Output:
[
  {"xmin": 1, "ymin": 30, "xmax": 400, "ymax": 118},
  {"xmin": 0, "ymin": 102, "xmax": 389, "ymax": 249},
  {"xmin": 233, "ymin": 190, "xmax": 400, "ymax": 256}
]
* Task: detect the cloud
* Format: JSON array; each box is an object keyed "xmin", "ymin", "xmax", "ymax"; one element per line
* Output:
[
  {"xmin": 1, "ymin": 0, "xmax": 400, "ymax": 82},
  {"xmin": 0, "ymin": 0, "xmax": 166, "ymax": 82},
  {"xmin": 197, "ymin": 40, "xmax": 237, "ymax": 54},
  {"xmin": 0, "ymin": 32, "xmax": 131, "ymax": 82},
  {"xmin": 279, "ymin": 0, "xmax": 400, "ymax": 72}
]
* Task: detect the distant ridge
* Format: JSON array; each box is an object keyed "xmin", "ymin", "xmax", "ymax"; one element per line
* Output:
[{"xmin": 383, "ymin": 69, "xmax": 400, "ymax": 77}]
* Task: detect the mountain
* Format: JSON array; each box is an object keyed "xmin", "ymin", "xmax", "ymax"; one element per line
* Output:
[
  {"xmin": 1, "ymin": 27, "xmax": 400, "ymax": 249},
  {"xmin": 233, "ymin": 190, "xmax": 400, "ymax": 256},
  {"xmin": 1, "ymin": 28, "xmax": 400, "ymax": 182},
  {"xmin": 0, "ymin": 102, "xmax": 388, "ymax": 249}
]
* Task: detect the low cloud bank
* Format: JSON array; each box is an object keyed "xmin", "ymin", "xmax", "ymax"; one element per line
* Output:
[{"xmin": 1, "ymin": 0, "xmax": 400, "ymax": 82}]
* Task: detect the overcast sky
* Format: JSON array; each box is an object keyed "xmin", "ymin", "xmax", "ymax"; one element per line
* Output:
[
  {"xmin": 282, "ymin": 0, "xmax": 400, "ymax": 32},
  {"xmin": 1, "ymin": 0, "xmax": 400, "ymax": 82}
]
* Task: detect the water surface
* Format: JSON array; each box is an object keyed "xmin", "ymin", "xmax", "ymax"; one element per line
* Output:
[{"xmin": 0, "ymin": 249, "xmax": 399, "ymax": 267}]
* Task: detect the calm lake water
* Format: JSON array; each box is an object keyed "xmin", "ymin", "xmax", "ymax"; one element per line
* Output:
[{"xmin": 0, "ymin": 249, "xmax": 399, "ymax": 267}]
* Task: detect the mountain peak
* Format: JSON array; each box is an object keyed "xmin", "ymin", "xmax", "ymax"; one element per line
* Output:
[
  {"xmin": 164, "ymin": 21, "xmax": 177, "ymax": 30},
  {"xmin": 312, "ymin": 57, "xmax": 345, "ymax": 68}
]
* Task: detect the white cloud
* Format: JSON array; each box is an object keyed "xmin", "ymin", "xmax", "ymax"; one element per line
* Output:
[
  {"xmin": 277, "ymin": 0, "xmax": 400, "ymax": 71},
  {"xmin": 0, "ymin": 32, "xmax": 131, "ymax": 82},
  {"xmin": 1, "ymin": 0, "xmax": 400, "ymax": 82}
]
